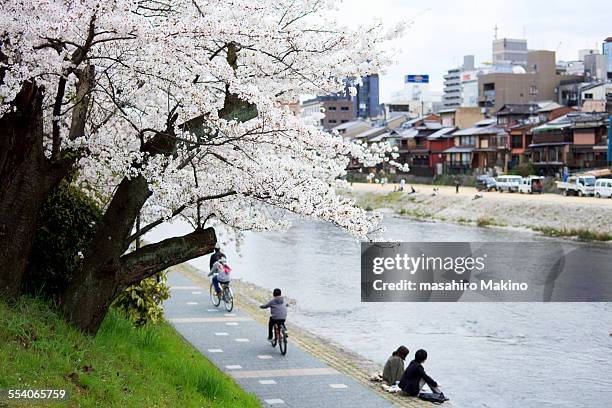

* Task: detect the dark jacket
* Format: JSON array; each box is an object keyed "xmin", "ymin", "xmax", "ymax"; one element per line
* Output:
[
  {"xmin": 399, "ymin": 360, "xmax": 438, "ymax": 396},
  {"xmin": 209, "ymin": 250, "xmax": 224, "ymax": 270}
]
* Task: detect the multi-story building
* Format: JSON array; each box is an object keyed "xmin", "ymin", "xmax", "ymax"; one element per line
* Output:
[
  {"xmin": 301, "ymin": 75, "xmax": 381, "ymax": 130},
  {"xmin": 584, "ymin": 53, "xmax": 608, "ymax": 82},
  {"xmin": 353, "ymin": 75, "xmax": 381, "ymax": 119},
  {"xmin": 439, "ymin": 107, "xmax": 484, "ymax": 129},
  {"xmin": 603, "ymin": 37, "xmax": 612, "ymax": 80},
  {"xmin": 528, "ymin": 112, "xmax": 609, "ymax": 175},
  {"xmin": 581, "ymin": 82, "xmax": 612, "ymax": 113},
  {"xmin": 493, "ymin": 38, "xmax": 528, "ymax": 66},
  {"xmin": 442, "ymin": 68, "xmax": 462, "ymax": 109},
  {"xmin": 478, "ymin": 50, "xmax": 580, "ymax": 112},
  {"xmin": 443, "ymin": 119, "xmax": 508, "ymax": 175},
  {"xmin": 579, "ymin": 49, "xmax": 599, "ymax": 61},
  {"xmin": 300, "ymin": 95, "xmax": 354, "ymax": 130}
]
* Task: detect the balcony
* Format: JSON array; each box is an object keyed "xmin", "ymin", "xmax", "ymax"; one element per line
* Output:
[
  {"xmin": 531, "ymin": 132, "xmax": 572, "ymax": 144},
  {"xmin": 443, "ymin": 163, "xmax": 473, "ymax": 175}
]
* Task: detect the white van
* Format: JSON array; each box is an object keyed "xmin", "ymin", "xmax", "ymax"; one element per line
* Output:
[
  {"xmin": 594, "ymin": 178, "xmax": 612, "ymax": 198},
  {"xmin": 519, "ymin": 176, "xmax": 544, "ymax": 194},
  {"xmin": 496, "ymin": 175, "xmax": 523, "ymax": 193}
]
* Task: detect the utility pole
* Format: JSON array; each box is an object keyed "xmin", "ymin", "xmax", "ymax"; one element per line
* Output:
[{"xmin": 608, "ymin": 115, "xmax": 612, "ymax": 167}]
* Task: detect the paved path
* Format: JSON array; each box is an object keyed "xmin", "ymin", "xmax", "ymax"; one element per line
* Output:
[{"xmin": 165, "ymin": 271, "xmax": 397, "ymax": 408}]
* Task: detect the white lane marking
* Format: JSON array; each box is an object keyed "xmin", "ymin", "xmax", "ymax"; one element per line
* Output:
[
  {"xmin": 207, "ymin": 309, "xmax": 218, "ymax": 312},
  {"xmin": 171, "ymin": 286, "xmax": 202, "ymax": 290},
  {"xmin": 259, "ymin": 380, "xmax": 276, "ymax": 385},
  {"xmin": 225, "ymin": 365, "xmax": 242, "ymax": 370},
  {"xmin": 257, "ymin": 355, "xmax": 273, "ymax": 360},
  {"xmin": 235, "ymin": 338, "xmax": 250, "ymax": 342},
  {"xmin": 224, "ymin": 313, "xmax": 236, "ymax": 316},
  {"xmin": 265, "ymin": 399, "xmax": 284, "ymax": 405},
  {"xmin": 207, "ymin": 349, "xmax": 223, "ymax": 353},
  {"xmin": 191, "ymin": 291, "xmax": 202, "ymax": 295},
  {"xmin": 187, "ymin": 302, "xmax": 198, "ymax": 305},
  {"xmin": 169, "ymin": 317, "xmax": 252, "ymax": 323},
  {"xmin": 226, "ymin": 322, "xmax": 239, "ymax": 326},
  {"xmin": 231, "ymin": 367, "xmax": 337, "ymax": 379},
  {"xmin": 214, "ymin": 332, "xmax": 229, "ymax": 336},
  {"xmin": 329, "ymin": 384, "xmax": 348, "ymax": 389}
]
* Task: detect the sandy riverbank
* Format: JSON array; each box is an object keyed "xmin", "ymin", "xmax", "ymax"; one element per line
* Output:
[{"xmin": 346, "ymin": 182, "xmax": 612, "ymax": 238}]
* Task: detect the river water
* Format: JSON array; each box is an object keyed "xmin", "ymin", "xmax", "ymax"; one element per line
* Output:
[{"xmin": 147, "ymin": 215, "xmax": 612, "ymax": 408}]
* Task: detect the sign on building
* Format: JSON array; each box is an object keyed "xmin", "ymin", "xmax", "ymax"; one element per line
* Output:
[{"xmin": 405, "ymin": 74, "xmax": 430, "ymax": 84}]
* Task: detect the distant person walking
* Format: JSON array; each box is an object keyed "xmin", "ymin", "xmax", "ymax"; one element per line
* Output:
[
  {"xmin": 382, "ymin": 346, "xmax": 409, "ymax": 385},
  {"xmin": 454, "ymin": 178, "xmax": 460, "ymax": 194},
  {"xmin": 399, "ymin": 349, "xmax": 444, "ymax": 397}
]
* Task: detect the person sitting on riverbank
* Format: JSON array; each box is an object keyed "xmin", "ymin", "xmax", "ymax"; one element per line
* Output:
[
  {"xmin": 207, "ymin": 255, "xmax": 231, "ymax": 297},
  {"xmin": 382, "ymin": 346, "xmax": 409, "ymax": 385},
  {"xmin": 260, "ymin": 288, "xmax": 288, "ymax": 341},
  {"xmin": 399, "ymin": 349, "xmax": 445, "ymax": 399}
]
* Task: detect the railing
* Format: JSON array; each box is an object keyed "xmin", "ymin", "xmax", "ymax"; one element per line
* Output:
[{"xmin": 443, "ymin": 163, "xmax": 473, "ymax": 175}]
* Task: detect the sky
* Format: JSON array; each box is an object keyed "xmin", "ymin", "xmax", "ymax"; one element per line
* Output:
[{"xmin": 332, "ymin": 0, "xmax": 610, "ymax": 102}]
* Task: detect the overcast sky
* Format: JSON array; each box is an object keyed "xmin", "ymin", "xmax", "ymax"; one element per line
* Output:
[{"xmin": 332, "ymin": 0, "xmax": 610, "ymax": 101}]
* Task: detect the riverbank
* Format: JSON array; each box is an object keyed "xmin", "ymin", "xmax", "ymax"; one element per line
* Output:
[
  {"xmin": 173, "ymin": 263, "xmax": 453, "ymax": 408},
  {"xmin": 346, "ymin": 182, "xmax": 612, "ymax": 240},
  {"xmin": 0, "ymin": 297, "xmax": 260, "ymax": 408}
]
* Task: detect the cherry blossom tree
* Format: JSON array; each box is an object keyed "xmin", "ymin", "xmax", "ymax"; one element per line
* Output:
[{"xmin": 0, "ymin": 0, "xmax": 404, "ymax": 332}]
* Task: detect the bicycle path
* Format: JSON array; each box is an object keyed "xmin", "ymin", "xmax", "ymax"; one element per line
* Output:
[{"xmin": 164, "ymin": 270, "xmax": 396, "ymax": 408}]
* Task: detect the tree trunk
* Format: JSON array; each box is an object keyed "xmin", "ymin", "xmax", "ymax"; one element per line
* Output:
[
  {"xmin": 0, "ymin": 83, "xmax": 67, "ymax": 298},
  {"xmin": 62, "ymin": 227, "xmax": 216, "ymax": 334}
]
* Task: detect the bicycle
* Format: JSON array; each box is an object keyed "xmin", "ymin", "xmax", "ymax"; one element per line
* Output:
[
  {"xmin": 270, "ymin": 321, "xmax": 288, "ymax": 355},
  {"xmin": 209, "ymin": 280, "xmax": 234, "ymax": 312}
]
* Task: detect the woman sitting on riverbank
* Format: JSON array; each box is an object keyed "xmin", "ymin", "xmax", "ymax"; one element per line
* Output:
[{"xmin": 382, "ymin": 346, "xmax": 409, "ymax": 385}]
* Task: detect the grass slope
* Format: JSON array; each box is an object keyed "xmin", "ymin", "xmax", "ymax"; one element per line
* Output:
[{"xmin": 0, "ymin": 298, "xmax": 261, "ymax": 408}]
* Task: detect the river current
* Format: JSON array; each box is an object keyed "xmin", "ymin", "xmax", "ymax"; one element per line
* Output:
[{"xmin": 147, "ymin": 215, "xmax": 612, "ymax": 408}]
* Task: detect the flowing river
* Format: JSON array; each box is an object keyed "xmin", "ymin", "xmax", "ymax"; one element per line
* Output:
[{"xmin": 147, "ymin": 215, "xmax": 612, "ymax": 408}]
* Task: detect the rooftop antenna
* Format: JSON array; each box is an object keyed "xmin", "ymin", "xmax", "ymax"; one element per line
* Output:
[{"xmin": 494, "ymin": 24, "xmax": 499, "ymax": 40}]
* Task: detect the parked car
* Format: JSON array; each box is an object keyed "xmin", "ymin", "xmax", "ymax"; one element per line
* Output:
[
  {"xmin": 476, "ymin": 176, "xmax": 497, "ymax": 192},
  {"xmin": 496, "ymin": 175, "xmax": 523, "ymax": 193},
  {"xmin": 555, "ymin": 176, "xmax": 596, "ymax": 197},
  {"xmin": 594, "ymin": 178, "xmax": 612, "ymax": 198},
  {"xmin": 518, "ymin": 176, "xmax": 544, "ymax": 194}
]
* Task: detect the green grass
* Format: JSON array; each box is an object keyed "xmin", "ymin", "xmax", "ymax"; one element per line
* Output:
[
  {"xmin": 532, "ymin": 227, "xmax": 612, "ymax": 241},
  {"xmin": 475, "ymin": 217, "xmax": 507, "ymax": 228},
  {"xmin": 0, "ymin": 298, "xmax": 261, "ymax": 408}
]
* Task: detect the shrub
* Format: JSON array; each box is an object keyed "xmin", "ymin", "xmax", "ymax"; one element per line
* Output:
[
  {"xmin": 509, "ymin": 163, "xmax": 536, "ymax": 177},
  {"xmin": 113, "ymin": 272, "xmax": 171, "ymax": 326},
  {"xmin": 24, "ymin": 180, "xmax": 102, "ymax": 299}
]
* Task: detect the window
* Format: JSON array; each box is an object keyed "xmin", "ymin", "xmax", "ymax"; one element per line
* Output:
[
  {"xmin": 341, "ymin": 106, "xmax": 350, "ymax": 111},
  {"xmin": 328, "ymin": 119, "xmax": 337, "ymax": 124},
  {"xmin": 584, "ymin": 93, "xmax": 593, "ymax": 100},
  {"xmin": 529, "ymin": 85, "xmax": 538, "ymax": 95},
  {"xmin": 328, "ymin": 106, "xmax": 337, "ymax": 111},
  {"xmin": 341, "ymin": 119, "xmax": 348, "ymax": 123}
]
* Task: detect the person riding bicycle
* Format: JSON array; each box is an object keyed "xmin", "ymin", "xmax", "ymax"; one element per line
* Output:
[
  {"xmin": 259, "ymin": 288, "xmax": 287, "ymax": 341},
  {"xmin": 207, "ymin": 255, "xmax": 231, "ymax": 298},
  {"xmin": 209, "ymin": 243, "xmax": 224, "ymax": 270}
]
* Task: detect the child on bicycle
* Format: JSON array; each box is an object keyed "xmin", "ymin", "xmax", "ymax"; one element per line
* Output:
[
  {"xmin": 260, "ymin": 288, "xmax": 287, "ymax": 341},
  {"xmin": 207, "ymin": 255, "xmax": 231, "ymax": 297}
]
